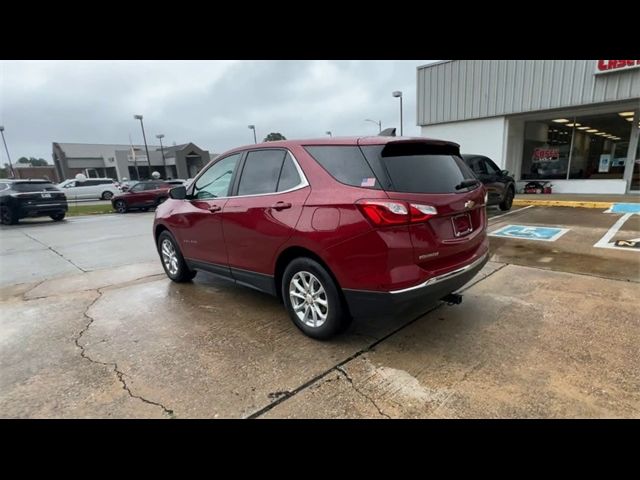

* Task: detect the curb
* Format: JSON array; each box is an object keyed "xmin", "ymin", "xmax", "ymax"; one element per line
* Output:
[{"xmin": 512, "ymin": 199, "xmax": 618, "ymax": 209}]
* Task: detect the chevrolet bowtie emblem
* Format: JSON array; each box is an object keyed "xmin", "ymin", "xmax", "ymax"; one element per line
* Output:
[{"xmin": 465, "ymin": 200, "xmax": 475, "ymax": 209}]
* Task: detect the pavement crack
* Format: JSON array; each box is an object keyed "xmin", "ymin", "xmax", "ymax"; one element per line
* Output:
[
  {"xmin": 21, "ymin": 279, "xmax": 47, "ymax": 301},
  {"xmin": 22, "ymin": 232, "xmax": 86, "ymax": 273},
  {"xmin": 336, "ymin": 365, "xmax": 391, "ymax": 419},
  {"xmin": 73, "ymin": 289, "xmax": 175, "ymax": 418}
]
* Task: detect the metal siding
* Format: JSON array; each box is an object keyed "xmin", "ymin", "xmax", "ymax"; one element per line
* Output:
[{"xmin": 417, "ymin": 60, "xmax": 640, "ymax": 125}]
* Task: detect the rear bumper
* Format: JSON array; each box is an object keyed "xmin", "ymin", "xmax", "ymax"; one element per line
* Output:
[
  {"xmin": 342, "ymin": 251, "xmax": 489, "ymax": 318},
  {"xmin": 17, "ymin": 202, "xmax": 68, "ymax": 218}
]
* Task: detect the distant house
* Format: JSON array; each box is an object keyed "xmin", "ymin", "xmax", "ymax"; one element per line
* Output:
[
  {"xmin": 52, "ymin": 142, "xmax": 211, "ymax": 181},
  {"xmin": 12, "ymin": 163, "xmax": 60, "ymax": 182}
]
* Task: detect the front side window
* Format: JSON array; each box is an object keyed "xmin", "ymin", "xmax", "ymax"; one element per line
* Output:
[
  {"xmin": 238, "ymin": 150, "xmax": 287, "ymax": 196},
  {"xmin": 193, "ymin": 153, "xmax": 241, "ymax": 199},
  {"xmin": 130, "ymin": 183, "xmax": 145, "ymax": 192},
  {"xmin": 483, "ymin": 158, "xmax": 500, "ymax": 175},
  {"xmin": 64, "ymin": 181, "xmax": 76, "ymax": 188}
]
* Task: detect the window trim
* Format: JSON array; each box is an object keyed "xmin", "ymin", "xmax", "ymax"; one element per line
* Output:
[
  {"xmin": 188, "ymin": 148, "xmax": 308, "ymax": 200},
  {"xmin": 233, "ymin": 148, "xmax": 308, "ymax": 198}
]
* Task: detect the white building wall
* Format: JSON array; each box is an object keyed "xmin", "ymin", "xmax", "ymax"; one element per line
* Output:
[{"xmin": 421, "ymin": 116, "xmax": 507, "ymax": 168}]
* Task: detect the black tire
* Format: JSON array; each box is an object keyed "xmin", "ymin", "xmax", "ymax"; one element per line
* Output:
[
  {"xmin": 499, "ymin": 186, "xmax": 514, "ymax": 211},
  {"xmin": 0, "ymin": 205, "xmax": 18, "ymax": 225},
  {"xmin": 50, "ymin": 212, "xmax": 65, "ymax": 221},
  {"xmin": 282, "ymin": 257, "xmax": 348, "ymax": 340},
  {"xmin": 157, "ymin": 231, "xmax": 197, "ymax": 282},
  {"xmin": 101, "ymin": 191, "xmax": 114, "ymax": 200},
  {"xmin": 114, "ymin": 200, "xmax": 127, "ymax": 213}
]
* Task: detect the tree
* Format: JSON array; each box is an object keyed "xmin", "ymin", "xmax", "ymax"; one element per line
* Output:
[
  {"xmin": 263, "ymin": 132, "xmax": 286, "ymax": 142},
  {"xmin": 16, "ymin": 157, "xmax": 48, "ymax": 166},
  {"xmin": 29, "ymin": 158, "xmax": 49, "ymax": 166}
]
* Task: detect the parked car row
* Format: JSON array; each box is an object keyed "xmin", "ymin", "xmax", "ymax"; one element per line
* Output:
[{"xmin": 0, "ymin": 177, "xmax": 188, "ymax": 224}]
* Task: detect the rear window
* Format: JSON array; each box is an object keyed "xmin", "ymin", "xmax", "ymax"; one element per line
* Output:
[
  {"xmin": 304, "ymin": 146, "xmax": 382, "ymax": 190},
  {"xmin": 361, "ymin": 143, "xmax": 478, "ymax": 194},
  {"xmin": 11, "ymin": 182, "xmax": 57, "ymax": 192}
]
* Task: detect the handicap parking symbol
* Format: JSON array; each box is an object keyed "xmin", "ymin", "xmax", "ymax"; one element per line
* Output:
[{"xmin": 490, "ymin": 224, "xmax": 570, "ymax": 242}]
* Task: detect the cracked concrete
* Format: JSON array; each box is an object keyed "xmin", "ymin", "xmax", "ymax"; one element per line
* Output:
[
  {"xmin": 73, "ymin": 288, "xmax": 175, "ymax": 418},
  {"xmin": 336, "ymin": 365, "xmax": 390, "ymax": 419}
]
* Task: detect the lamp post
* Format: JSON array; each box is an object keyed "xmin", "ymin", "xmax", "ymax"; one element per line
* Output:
[
  {"xmin": 365, "ymin": 119, "xmax": 382, "ymax": 133},
  {"xmin": 325, "ymin": 131, "xmax": 332, "ymax": 137},
  {"xmin": 248, "ymin": 125, "xmax": 257, "ymax": 144},
  {"xmin": 392, "ymin": 91, "xmax": 403, "ymax": 136},
  {"xmin": 156, "ymin": 134, "xmax": 166, "ymax": 178},
  {"xmin": 0, "ymin": 126, "xmax": 15, "ymax": 178},
  {"xmin": 134, "ymin": 114, "xmax": 152, "ymax": 177}
]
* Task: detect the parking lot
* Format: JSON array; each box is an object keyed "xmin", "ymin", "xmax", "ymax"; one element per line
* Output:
[{"xmin": 1, "ymin": 205, "xmax": 638, "ymax": 418}]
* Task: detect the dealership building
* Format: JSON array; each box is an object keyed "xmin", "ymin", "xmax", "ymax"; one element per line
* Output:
[
  {"xmin": 52, "ymin": 142, "xmax": 214, "ymax": 182},
  {"xmin": 417, "ymin": 60, "xmax": 640, "ymax": 194}
]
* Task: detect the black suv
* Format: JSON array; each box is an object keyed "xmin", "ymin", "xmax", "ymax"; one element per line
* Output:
[
  {"xmin": 461, "ymin": 154, "xmax": 515, "ymax": 211},
  {"xmin": 0, "ymin": 180, "xmax": 68, "ymax": 225}
]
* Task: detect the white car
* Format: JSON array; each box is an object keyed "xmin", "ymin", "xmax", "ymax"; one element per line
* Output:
[{"xmin": 57, "ymin": 178, "xmax": 121, "ymax": 200}]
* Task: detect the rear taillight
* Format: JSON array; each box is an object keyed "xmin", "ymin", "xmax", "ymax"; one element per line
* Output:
[{"xmin": 356, "ymin": 199, "xmax": 437, "ymax": 226}]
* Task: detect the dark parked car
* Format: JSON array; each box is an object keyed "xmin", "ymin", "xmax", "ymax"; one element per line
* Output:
[
  {"xmin": 461, "ymin": 154, "xmax": 515, "ymax": 211},
  {"xmin": 0, "ymin": 179, "xmax": 68, "ymax": 225},
  {"xmin": 111, "ymin": 181, "xmax": 171, "ymax": 213},
  {"xmin": 153, "ymin": 137, "xmax": 489, "ymax": 339}
]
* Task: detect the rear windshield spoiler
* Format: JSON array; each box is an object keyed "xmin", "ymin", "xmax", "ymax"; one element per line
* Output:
[{"xmin": 380, "ymin": 140, "xmax": 460, "ymax": 158}]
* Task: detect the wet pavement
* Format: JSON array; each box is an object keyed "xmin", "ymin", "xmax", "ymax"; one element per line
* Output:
[{"xmin": 0, "ymin": 207, "xmax": 638, "ymax": 418}]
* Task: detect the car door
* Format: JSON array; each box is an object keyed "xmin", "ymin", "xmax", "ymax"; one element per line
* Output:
[
  {"xmin": 126, "ymin": 182, "xmax": 148, "ymax": 207},
  {"xmin": 173, "ymin": 153, "xmax": 242, "ymax": 269},
  {"xmin": 222, "ymin": 149, "xmax": 310, "ymax": 290},
  {"xmin": 480, "ymin": 157, "xmax": 506, "ymax": 202},
  {"xmin": 61, "ymin": 180, "xmax": 77, "ymax": 200}
]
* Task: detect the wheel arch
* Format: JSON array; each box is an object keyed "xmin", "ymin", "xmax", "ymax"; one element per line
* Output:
[{"xmin": 273, "ymin": 246, "xmax": 349, "ymax": 313}]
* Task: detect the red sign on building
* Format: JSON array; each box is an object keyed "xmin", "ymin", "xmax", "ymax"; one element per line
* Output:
[{"xmin": 595, "ymin": 60, "xmax": 640, "ymax": 74}]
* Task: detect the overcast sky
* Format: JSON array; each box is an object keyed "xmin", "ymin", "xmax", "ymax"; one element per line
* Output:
[{"xmin": 0, "ymin": 60, "xmax": 436, "ymax": 163}]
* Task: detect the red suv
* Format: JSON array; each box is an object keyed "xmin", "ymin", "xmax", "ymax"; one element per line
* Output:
[
  {"xmin": 153, "ymin": 137, "xmax": 489, "ymax": 339},
  {"xmin": 112, "ymin": 181, "xmax": 171, "ymax": 213}
]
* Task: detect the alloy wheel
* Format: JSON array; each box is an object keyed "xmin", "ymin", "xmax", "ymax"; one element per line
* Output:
[
  {"xmin": 161, "ymin": 238, "xmax": 179, "ymax": 276},
  {"xmin": 289, "ymin": 271, "xmax": 329, "ymax": 328}
]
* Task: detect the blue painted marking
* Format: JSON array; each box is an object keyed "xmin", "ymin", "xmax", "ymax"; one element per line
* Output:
[
  {"xmin": 490, "ymin": 225, "xmax": 569, "ymax": 242},
  {"xmin": 608, "ymin": 203, "xmax": 640, "ymax": 214}
]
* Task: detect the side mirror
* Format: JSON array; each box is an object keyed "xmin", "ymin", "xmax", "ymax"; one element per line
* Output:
[
  {"xmin": 169, "ymin": 185, "xmax": 187, "ymax": 200},
  {"xmin": 501, "ymin": 170, "xmax": 510, "ymax": 176}
]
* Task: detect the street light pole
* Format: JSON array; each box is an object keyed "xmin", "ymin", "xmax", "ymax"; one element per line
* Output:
[
  {"xmin": 365, "ymin": 119, "xmax": 382, "ymax": 133},
  {"xmin": 0, "ymin": 126, "xmax": 16, "ymax": 178},
  {"xmin": 156, "ymin": 134, "xmax": 166, "ymax": 178},
  {"xmin": 392, "ymin": 91, "xmax": 403, "ymax": 136},
  {"xmin": 134, "ymin": 114, "xmax": 152, "ymax": 177},
  {"xmin": 325, "ymin": 131, "xmax": 332, "ymax": 137},
  {"xmin": 248, "ymin": 125, "xmax": 257, "ymax": 144}
]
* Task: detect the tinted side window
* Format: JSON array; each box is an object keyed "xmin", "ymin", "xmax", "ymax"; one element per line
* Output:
[
  {"xmin": 193, "ymin": 153, "xmax": 240, "ymax": 199},
  {"xmin": 238, "ymin": 150, "xmax": 286, "ymax": 196},
  {"xmin": 468, "ymin": 157, "xmax": 487, "ymax": 175},
  {"xmin": 304, "ymin": 146, "xmax": 381, "ymax": 189},
  {"xmin": 483, "ymin": 157, "xmax": 500, "ymax": 175},
  {"xmin": 276, "ymin": 153, "xmax": 302, "ymax": 192}
]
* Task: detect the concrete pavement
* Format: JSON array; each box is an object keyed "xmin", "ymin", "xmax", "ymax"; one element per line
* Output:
[{"xmin": 0, "ymin": 206, "xmax": 638, "ymax": 418}]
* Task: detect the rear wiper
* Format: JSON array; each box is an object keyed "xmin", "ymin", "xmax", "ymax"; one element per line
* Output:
[{"xmin": 455, "ymin": 178, "xmax": 480, "ymax": 190}]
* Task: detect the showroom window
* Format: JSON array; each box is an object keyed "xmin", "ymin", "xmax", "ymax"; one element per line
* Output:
[{"xmin": 521, "ymin": 111, "xmax": 633, "ymax": 180}]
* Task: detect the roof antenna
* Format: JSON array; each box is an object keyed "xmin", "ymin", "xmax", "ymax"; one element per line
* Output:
[{"xmin": 379, "ymin": 127, "xmax": 396, "ymax": 137}]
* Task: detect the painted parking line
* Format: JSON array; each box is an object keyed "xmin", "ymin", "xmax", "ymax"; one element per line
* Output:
[
  {"xmin": 593, "ymin": 210, "xmax": 640, "ymax": 252},
  {"xmin": 490, "ymin": 224, "xmax": 570, "ymax": 242}
]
